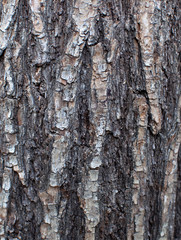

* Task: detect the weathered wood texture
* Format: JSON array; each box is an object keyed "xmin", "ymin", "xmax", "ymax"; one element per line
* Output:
[{"xmin": 0, "ymin": 0, "xmax": 180, "ymax": 239}]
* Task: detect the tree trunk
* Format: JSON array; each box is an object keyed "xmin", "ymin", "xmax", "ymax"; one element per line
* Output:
[{"xmin": 0, "ymin": 0, "xmax": 180, "ymax": 239}]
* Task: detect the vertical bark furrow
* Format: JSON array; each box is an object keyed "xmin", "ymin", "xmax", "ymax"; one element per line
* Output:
[
  {"xmin": 59, "ymin": 191, "xmax": 86, "ymax": 240},
  {"xmin": 77, "ymin": 45, "xmax": 92, "ymax": 146},
  {"xmin": 174, "ymin": 145, "xmax": 181, "ymax": 239},
  {"xmin": 6, "ymin": 171, "xmax": 43, "ymax": 240},
  {"xmin": 58, "ymin": 44, "xmax": 93, "ymax": 240},
  {"xmin": 0, "ymin": 0, "xmax": 180, "ymax": 240}
]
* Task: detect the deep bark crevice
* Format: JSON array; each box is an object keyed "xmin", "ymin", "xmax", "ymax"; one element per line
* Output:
[
  {"xmin": 174, "ymin": 145, "xmax": 181, "ymax": 239},
  {"xmin": 6, "ymin": 171, "xmax": 43, "ymax": 240}
]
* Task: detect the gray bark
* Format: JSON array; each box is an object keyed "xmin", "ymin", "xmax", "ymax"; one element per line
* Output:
[{"xmin": 0, "ymin": 0, "xmax": 180, "ymax": 239}]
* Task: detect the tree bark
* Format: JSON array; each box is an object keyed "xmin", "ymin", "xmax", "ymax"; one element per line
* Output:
[{"xmin": 0, "ymin": 0, "xmax": 180, "ymax": 239}]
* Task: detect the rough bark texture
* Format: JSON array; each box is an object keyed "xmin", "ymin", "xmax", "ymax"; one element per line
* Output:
[{"xmin": 0, "ymin": 0, "xmax": 180, "ymax": 240}]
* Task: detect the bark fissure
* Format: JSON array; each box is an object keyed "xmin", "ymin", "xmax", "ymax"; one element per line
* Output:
[{"xmin": 0, "ymin": 0, "xmax": 180, "ymax": 239}]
